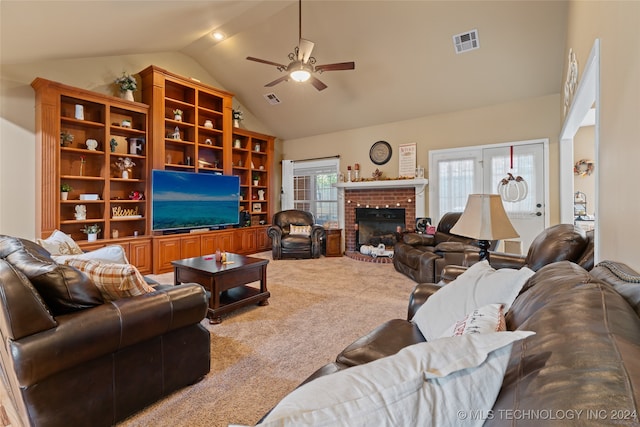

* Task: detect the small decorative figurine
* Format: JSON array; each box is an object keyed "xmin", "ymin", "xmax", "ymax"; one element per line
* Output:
[
  {"xmin": 115, "ymin": 157, "xmax": 136, "ymax": 179},
  {"xmin": 74, "ymin": 205, "xmax": 86, "ymax": 220}
]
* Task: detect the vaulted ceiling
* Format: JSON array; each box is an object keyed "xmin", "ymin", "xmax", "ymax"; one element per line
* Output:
[{"xmin": 1, "ymin": 1, "xmax": 568, "ymax": 140}]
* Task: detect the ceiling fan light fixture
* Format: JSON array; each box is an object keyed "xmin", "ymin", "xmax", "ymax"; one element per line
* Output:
[
  {"xmin": 288, "ymin": 61, "xmax": 312, "ymax": 82},
  {"xmin": 290, "ymin": 69, "xmax": 311, "ymax": 82}
]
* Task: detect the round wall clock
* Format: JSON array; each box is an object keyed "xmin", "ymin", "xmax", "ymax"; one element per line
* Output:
[{"xmin": 369, "ymin": 140, "xmax": 392, "ymax": 165}]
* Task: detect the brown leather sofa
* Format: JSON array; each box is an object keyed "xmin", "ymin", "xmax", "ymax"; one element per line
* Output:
[
  {"xmin": 292, "ymin": 259, "xmax": 640, "ymax": 426},
  {"xmin": 0, "ymin": 235, "xmax": 210, "ymax": 427},
  {"xmin": 393, "ymin": 212, "xmax": 498, "ymax": 283},
  {"xmin": 267, "ymin": 210, "xmax": 325, "ymax": 260}
]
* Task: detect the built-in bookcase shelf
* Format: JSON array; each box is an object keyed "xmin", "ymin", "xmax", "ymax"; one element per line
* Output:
[{"xmin": 32, "ymin": 77, "xmax": 152, "ymax": 273}]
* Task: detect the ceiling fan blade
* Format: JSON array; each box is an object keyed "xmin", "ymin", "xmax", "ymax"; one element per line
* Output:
[
  {"xmin": 315, "ymin": 61, "xmax": 356, "ymax": 72},
  {"xmin": 265, "ymin": 75, "xmax": 289, "ymax": 87},
  {"xmin": 246, "ymin": 56, "xmax": 287, "ymax": 69},
  {"xmin": 298, "ymin": 38, "xmax": 315, "ymax": 63},
  {"xmin": 309, "ymin": 76, "xmax": 328, "ymax": 91}
]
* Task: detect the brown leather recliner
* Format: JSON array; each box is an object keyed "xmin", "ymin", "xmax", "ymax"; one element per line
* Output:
[
  {"xmin": 393, "ymin": 212, "xmax": 498, "ymax": 283},
  {"xmin": 439, "ymin": 224, "xmax": 594, "ymax": 284},
  {"xmin": 466, "ymin": 223, "xmax": 593, "ymax": 271},
  {"xmin": 267, "ymin": 210, "xmax": 325, "ymax": 260},
  {"xmin": 0, "ymin": 235, "xmax": 210, "ymax": 427}
]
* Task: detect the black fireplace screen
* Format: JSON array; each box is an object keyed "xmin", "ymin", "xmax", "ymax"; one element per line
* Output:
[{"xmin": 355, "ymin": 208, "xmax": 405, "ymax": 249}]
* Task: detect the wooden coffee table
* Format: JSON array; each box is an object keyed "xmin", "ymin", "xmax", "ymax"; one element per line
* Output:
[{"xmin": 172, "ymin": 253, "xmax": 269, "ymax": 324}]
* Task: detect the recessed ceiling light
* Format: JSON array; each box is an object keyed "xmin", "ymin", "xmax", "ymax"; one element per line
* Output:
[{"xmin": 211, "ymin": 31, "xmax": 225, "ymax": 41}]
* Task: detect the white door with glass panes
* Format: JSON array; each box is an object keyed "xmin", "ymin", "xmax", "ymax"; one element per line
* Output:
[{"xmin": 429, "ymin": 139, "xmax": 548, "ymax": 253}]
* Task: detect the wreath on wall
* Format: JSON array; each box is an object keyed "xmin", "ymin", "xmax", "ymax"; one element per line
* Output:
[{"xmin": 574, "ymin": 159, "xmax": 595, "ymax": 177}]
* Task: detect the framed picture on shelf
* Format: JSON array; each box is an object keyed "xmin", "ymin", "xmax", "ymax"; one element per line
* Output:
[{"xmin": 253, "ymin": 203, "xmax": 262, "ymax": 213}]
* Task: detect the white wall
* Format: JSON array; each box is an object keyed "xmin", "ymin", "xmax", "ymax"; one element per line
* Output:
[
  {"xmin": 282, "ymin": 94, "xmax": 562, "ymax": 223},
  {"xmin": 565, "ymin": 1, "xmax": 640, "ymax": 270}
]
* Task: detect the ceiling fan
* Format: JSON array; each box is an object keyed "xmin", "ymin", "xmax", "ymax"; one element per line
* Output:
[{"xmin": 246, "ymin": 0, "xmax": 355, "ymax": 91}]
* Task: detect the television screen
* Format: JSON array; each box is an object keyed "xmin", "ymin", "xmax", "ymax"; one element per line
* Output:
[{"xmin": 152, "ymin": 170, "xmax": 240, "ymax": 231}]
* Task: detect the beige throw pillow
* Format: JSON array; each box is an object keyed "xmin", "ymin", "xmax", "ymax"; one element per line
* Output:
[
  {"xmin": 37, "ymin": 229, "xmax": 83, "ymax": 255},
  {"xmin": 289, "ymin": 225, "xmax": 311, "ymax": 236}
]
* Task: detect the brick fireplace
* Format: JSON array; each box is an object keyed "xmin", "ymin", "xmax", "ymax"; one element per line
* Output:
[{"xmin": 335, "ymin": 179, "xmax": 428, "ymax": 253}]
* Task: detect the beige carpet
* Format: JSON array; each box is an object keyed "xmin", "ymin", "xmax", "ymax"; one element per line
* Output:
[{"xmin": 119, "ymin": 253, "xmax": 415, "ymax": 427}]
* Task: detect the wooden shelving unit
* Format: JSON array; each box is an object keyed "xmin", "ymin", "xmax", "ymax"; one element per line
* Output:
[
  {"xmin": 139, "ymin": 65, "xmax": 276, "ymax": 273},
  {"xmin": 31, "ymin": 78, "xmax": 152, "ymax": 273},
  {"xmin": 232, "ymin": 129, "xmax": 273, "ymax": 226},
  {"xmin": 32, "ymin": 69, "xmax": 276, "ymax": 275}
]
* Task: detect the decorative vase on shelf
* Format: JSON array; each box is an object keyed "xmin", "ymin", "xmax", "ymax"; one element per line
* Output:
[
  {"xmin": 122, "ymin": 169, "xmax": 129, "ymax": 179},
  {"xmin": 253, "ymin": 180, "xmax": 259, "ymax": 186},
  {"xmin": 87, "ymin": 233, "xmax": 97, "ymax": 242},
  {"xmin": 61, "ymin": 192, "xmax": 69, "ymax": 201},
  {"xmin": 121, "ymin": 90, "xmax": 134, "ymax": 102},
  {"xmin": 233, "ymin": 119, "xmax": 240, "ymax": 128},
  {"xmin": 175, "ymin": 115, "xmax": 182, "ymax": 121}
]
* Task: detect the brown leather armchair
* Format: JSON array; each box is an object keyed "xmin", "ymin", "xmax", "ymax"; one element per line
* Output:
[
  {"xmin": 267, "ymin": 210, "xmax": 325, "ymax": 260},
  {"xmin": 0, "ymin": 235, "xmax": 210, "ymax": 427},
  {"xmin": 393, "ymin": 212, "xmax": 499, "ymax": 283}
]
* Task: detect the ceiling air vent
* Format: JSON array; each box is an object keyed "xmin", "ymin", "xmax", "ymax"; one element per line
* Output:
[
  {"xmin": 453, "ymin": 29, "xmax": 479, "ymax": 54},
  {"xmin": 263, "ymin": 92, "xmax": 281, "ymax": 105}
]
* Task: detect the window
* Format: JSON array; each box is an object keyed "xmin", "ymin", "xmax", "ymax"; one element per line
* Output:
[
  {"xmin": 283, "ymin": 159, "xmax": 339, "ymax": 227},
  {"xmin": 437, "ymin": 157, "xmax": 477, "ymax": 218},
  {"xmin": 429, "ymin": 149, "xmax": 483, "ymax": 221}
]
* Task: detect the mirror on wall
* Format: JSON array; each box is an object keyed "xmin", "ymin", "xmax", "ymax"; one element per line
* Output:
[{"xmin": 559, "ymin": 39, "xmax": 599, "ymax": 261}]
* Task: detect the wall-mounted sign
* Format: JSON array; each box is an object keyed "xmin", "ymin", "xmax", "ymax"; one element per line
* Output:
[{"xmin": 398, "ymin": 143, "xmax": 417, "ymax": 178}]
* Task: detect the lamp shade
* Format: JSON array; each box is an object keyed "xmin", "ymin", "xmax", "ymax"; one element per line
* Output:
[{"xmin": 450, "ymin": 194, "xmax": 520, "ymax": 241}]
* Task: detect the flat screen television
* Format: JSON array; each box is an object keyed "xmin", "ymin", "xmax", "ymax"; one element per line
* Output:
[{"xmin": 152, "ymin": 170, "xmax": 240, "ymax": 232}]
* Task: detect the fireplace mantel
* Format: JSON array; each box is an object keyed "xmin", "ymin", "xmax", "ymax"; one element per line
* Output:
[
  {"xmin": 334, "ymin": 178, "xmax": 428, "ymax": 219},
  {"xmin": 334, "ymin": 178, "xmax": 428, "ymax": 191}
]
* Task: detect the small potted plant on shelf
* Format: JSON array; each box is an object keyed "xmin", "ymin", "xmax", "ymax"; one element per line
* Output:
[
  {"xmin": 252, "ymin": 174, "xmax": 259, "ymax": 186},
  {"xmin": 114, "ymin": 72, "xmax": 137, "ymax": 101},
  {"xmin": 81, "ymin": 224, "xmax": 101, "ymax": 242},
  {"xmin": 173, "ymin": 109, "xmax": 183, "ymax": 121},
  {"xmin": 60, "ymin": 131, "xmax": 74, "ymax": 147},
  {"xmin": 60, "ymin": 183, "xmax": 72, "ymax": 200}
]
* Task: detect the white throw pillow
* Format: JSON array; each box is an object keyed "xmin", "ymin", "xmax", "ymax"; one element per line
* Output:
[
  {"xmin": 289, "ymin": 225, "xmax": 311, "ymax": 236},
  {"xmin": 439, "ymin": 303, "xmax": 506, "ymax": 338},
  {"xmin": 36, "ymin": 229, "xmax": 83, "ymax": 255},
  {"xmin": 52, "ymin": 245, "xmax": 129, "ymax": 265},
  {"xmin": 257, "ymin": 331, "xmax": 534, "ymax": 427},
  {"xmin": 412, "ymin": 260, "xmax": 534, "ymax": 341}
]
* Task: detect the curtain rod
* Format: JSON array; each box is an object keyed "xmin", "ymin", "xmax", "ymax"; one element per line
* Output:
[{"xmin": 292, "ymin": 155, "xmax": 341, "ymax": 163}]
